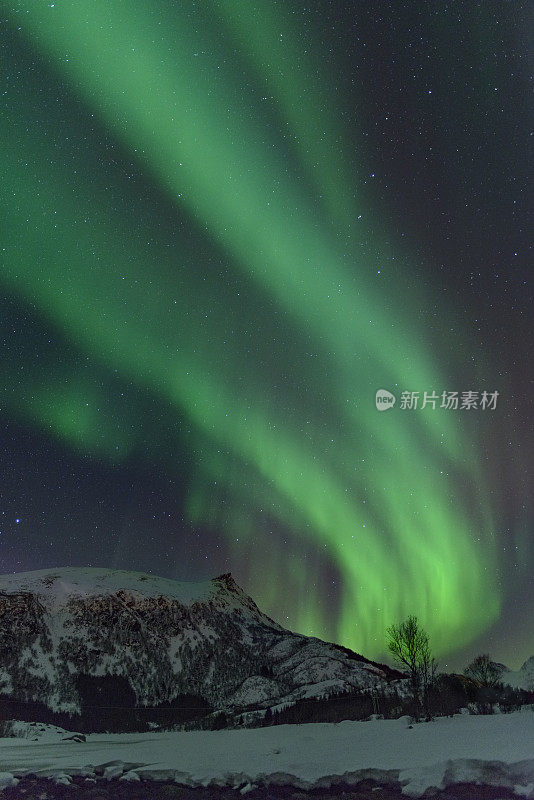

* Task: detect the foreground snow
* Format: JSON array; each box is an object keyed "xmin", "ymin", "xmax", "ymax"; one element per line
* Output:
[{"xmin": 1, "ymin": 710, "xmax": 534, "ymax": 796}]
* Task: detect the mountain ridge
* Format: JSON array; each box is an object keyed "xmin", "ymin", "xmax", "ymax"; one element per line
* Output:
[
  {"xmin": 496, "ymin": 656, "xmax": 534, "ymax": 691},
  {"xmin": 0, "ymin": 566, "xmax": 404, "ymax": 726}
]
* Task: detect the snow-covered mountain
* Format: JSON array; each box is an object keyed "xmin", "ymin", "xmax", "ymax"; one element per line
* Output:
[
  {"xmin": 498, "ymin": 657, "xmax": 534, "ymax": 691},
  {"xmin": 0, "ymin": 567, "xmax": 403, "ymax": 720}
]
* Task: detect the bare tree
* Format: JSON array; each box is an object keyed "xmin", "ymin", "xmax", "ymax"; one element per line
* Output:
[
  {"xmin": 464, "ymin": 654, "xmax": 502, "ymax": 687},
  {"xmin": 386, "ymin": 615, "xmax": 437, "ymax": 718}
]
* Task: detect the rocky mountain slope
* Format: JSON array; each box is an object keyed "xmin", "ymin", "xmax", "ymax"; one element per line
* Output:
[
  {"xmin": 0, "ymin": 567, "xmax": 403, "ymax": 721},
  {"xmin": 497, "ymin": 657, "xmax": 534, "ymax": 691}
]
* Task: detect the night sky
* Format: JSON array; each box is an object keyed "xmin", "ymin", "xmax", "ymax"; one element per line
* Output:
[{"xmin": 1, "ymin": 1, "xmax": 532, "ymax": 670}]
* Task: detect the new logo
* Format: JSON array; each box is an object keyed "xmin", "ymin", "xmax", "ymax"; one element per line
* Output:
[{"xmin": 375, "ymin": 389, "xmax": 396, "ymax": 411}]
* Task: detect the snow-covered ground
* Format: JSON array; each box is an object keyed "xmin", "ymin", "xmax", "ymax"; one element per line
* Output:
[
  {"xmin": 0, "ymin": 721, "xmax": 79, "ymax": 743},
  {"xmin": 1, "ymin": 710, "xmax": 534, "ymax": 796}
]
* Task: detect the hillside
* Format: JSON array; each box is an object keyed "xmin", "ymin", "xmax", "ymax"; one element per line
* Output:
[
  {"xmin": 499, "ymin": 657, "xmax": 534, "ymax": 692},
  {"xmin": 0, "ymin": 567, "xmax": 403, "ymax": 726}
]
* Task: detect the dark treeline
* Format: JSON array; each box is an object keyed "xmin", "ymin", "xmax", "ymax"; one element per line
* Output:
[
  {"xmin": 0, "ymin": 673, "xmax": 213, "ymax": 733},
  {"xmin": 261, "ymin": 676, "xmax": 533, "ymax": 727},
  {"xmin": 1, "ymin": 674, "xmax": 532, "ymax": 734}
]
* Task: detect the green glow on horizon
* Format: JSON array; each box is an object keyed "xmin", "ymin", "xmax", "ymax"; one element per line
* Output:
[{"xmin": 0, "ymin": 0, "xmax": 500, "ymax": 659}]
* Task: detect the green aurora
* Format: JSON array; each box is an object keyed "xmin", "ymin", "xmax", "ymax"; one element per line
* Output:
[{"xmin": 1, "ymin": 1, "xmax": 502, "ymax": 658}]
